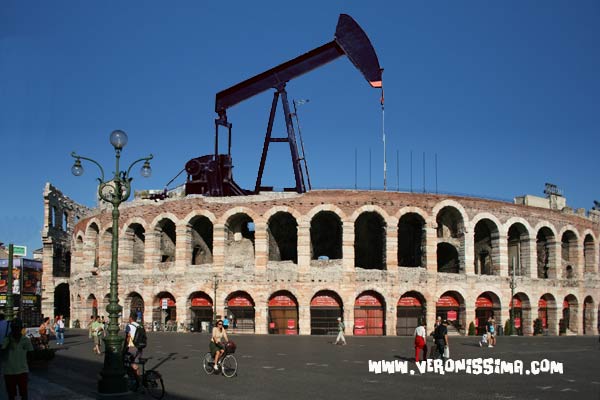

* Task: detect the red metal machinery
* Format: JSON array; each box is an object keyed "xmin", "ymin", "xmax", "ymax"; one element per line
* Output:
[{"xmin": 185, "ymin": 14, "xmax": 383, "ymax": 196}]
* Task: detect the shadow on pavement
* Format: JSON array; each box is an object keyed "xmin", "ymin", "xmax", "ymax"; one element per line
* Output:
[{"xmin": 32, "ymin": 349, "xmax": 208, "ymax": 400}]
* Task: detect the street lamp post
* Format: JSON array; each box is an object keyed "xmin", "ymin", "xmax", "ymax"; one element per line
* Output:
[
  {"xmin": 71, "ymin": 130, "xmax": 152, "ymax": 395},
  {"xmin": 510, "ymin": 256, "xmax": 517, "ymax": 336}
]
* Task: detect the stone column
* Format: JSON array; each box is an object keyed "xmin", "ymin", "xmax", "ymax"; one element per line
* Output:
[
  {"xmin": 254, "ymin": 304, "xmax": 267, "ymax": 334},
  {"xmin": 386, "ymin": 222, "xmax": 398, "ymax": 271},
  {"xmin": 549, "ymin": 240, "xmax": 561, "ymax": 279},
  {"xmin": 424, "ymin": 226, "xmax": 437, "ymax": 273},
  {"xmin": 298, "ymin": 298, "xmax": 311, "ymax": 335},
  {"xmin": 175, "ymin": 223, "xmax": 190, "ymax": 272},
  {"xmin": 212, "ymin": 224, "xmax": 226, "ymax": 272},
  {"xmin": 426, "ymin": 293, "xmax": 437, "ymax": 334},
  {"xmin": 386, "ymin": 303, "xmax": 396, "ymax": 336},
  {"xmin": 144, "ymin": 232, "xmax": 161, "ymax": 270},
  {"xmin": 463, "ymin": 228, "xmax": 475, "ymax": 275},
  {"xmin": 297, "ymin": 221, "xmax": 311, "ymax": 275},
  {"xmin": 254, "ymin": 222, "xmax": 268, "ymax": 271},
  {"xmin": 526, "ymin": 238, "xmax": 537, "ymax": 279},
  {"xmin": 497, "ymin": 233, "xmax": 509, "ymax": 277},
  {"xmin": 342, "ymin": 221, "xmax": 355, "ymax": 274},
  {"xmin": 344, "ymin": 297, "xmax": 354, "ymax": 337},
  {"xmin": 176, "ymin": 296, "xmax": 188, "ymax": 329}
]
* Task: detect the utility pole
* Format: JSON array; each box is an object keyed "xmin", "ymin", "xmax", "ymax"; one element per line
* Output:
[
  {"xmin": 510, "ymin": 256, "xmax": 517, "ymax": 336},
  {"xmin": 5, "ymin": 244, "xmax": 14, "ymax": 321}
]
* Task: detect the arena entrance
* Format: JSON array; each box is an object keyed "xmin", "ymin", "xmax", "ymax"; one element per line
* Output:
[
  {"xmin": 125, "ymin": 292, "xmax": 144, "ymax": 322},
  {"xmin": 189, "ymin": 292, "xmax": 213, "ymax": 333},
  {"xmin": 537, "ymin": 293, "xmax": 557, "ymax": 334},
  {"xmin": 268, "ymin": 291, "xmax": 298, "ymax": 334},
  {"xmin": 583, "ymin": 296, "xmax": 595, "ymax": 335},
  {"xmin": 54, "ymin": 283, "xmax": 70, "ymax": 322},
  {"xmin": 153, "ymin": 292, "xmax": 176, "ymax": 328},
  {"xmin": 226, "ymin": 291, "xmax": 255, "ymax": 333},
  {"xmin": 354, "ymin": 291, "xmax": 385, "ymax": 336},
  {"xmin": 475, "ymin": 292, "xmax": 501, "ymax": 335},
  {"xmin": 510, "ymin": 293, "xmax": 531, "ymax": 335},
  {"xmin": 396, "ymin": 292, "xmax": 426, "ymax": 336},
  {"xmin": 310, "ymin": 291, "xmax": 343, "ymax": 335},
  {"xmin": 436, "ymin": 291, "xmax": 465, "ymax": 333}
]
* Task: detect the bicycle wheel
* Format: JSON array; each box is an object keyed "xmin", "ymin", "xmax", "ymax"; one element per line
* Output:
[
  {"xmin": 203, "ymin": 352, "xmax": 215, "ymax": 375},
  {"xmin": 144, "ymin": 370, "xmax": 165, "ymax": 399},
  {"xmin": 221, "ymin": 354, "xmax": 237, "ymax": 378}
]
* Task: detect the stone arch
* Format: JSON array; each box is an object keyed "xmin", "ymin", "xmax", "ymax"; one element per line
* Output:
[
  {"xmin": 304, "ymin": 204, "xmax": 347, "ymax": 222},
  {"xmin": 437, "ymin": 242, "xmax": 459, "ymax": 273},
  {"xmin": 473, "ymin": 218, "xmax": 501, "ymax": 275},
  {"xmin": 560, "ymin": 229, "xmax": 579, "ymax": 279},
  {"xmin": 475, "ymin": 291, "xmax": 502, "ymax": 335},
  {"xmin": 353, "ymin": 290, "xmax": 386, "ymax": 335},
  {"xmin": 310, "ymin": 289, "xmax": 344, "ymax": 335},
  {"xmin": 354, "ymin": 211, "xmax": 386, "ymax": 270},
  {"xmin": 583, "ymin": 233, "xmax": 596, "ymax": 274},
  {"xmin": 506, "ymin": 220, "xmax": 532, "ymax": 277},
  {"xmin": 154, "ymin": 217, "xmax": 177, "ymax": 263},
  {"xmin": 435, "ymin": 290, "xmax": 466, "ymax": 333},
  {"xmin": 537, "ymin": 293, "xmax": 557, "ymax": 335},
  {"xmin": 182, "ymin": 210, "xmax": 217, "ymax": 225},
  {"xmin": 536, "ymin": 224, "xmax": 557, "ymax": 279},
  {"xmin": 225, "ymin": 291, "xmax": 256, "ymax": 333},
  {"xmin": 86, "ymin": 294, "xmax": 98, "ymax": 318},
  {"xmin": 224, "ymin": 212, "xmax": 255, "ymax": 267},
  {"xmin": 99, "ymin": 227, "xmax": 113, "ymax": 269},
  {"xmin": 511, "ymin": 292, "xmax": 532, "ymax": 335},
  {"xmin": 267, "ymin": 212, "xmax": 298, "ymax": 263},
  {"xmin": 153, "ymin": 291, "xmax": 177, "ymax": 326},
  {"xmin": 583, "ymin": 295, "xmax": 595, "ymax": 335},
  {"xmin": 397, "ymin": 212, "xmax": 425, "ymax": 268},
  {"xmin": 54, "ymin": 283, "xmax": 70, "ymax": 321},
  {"xmin": 396, "ymin": 291, "xmax": 427, "ymax": 336},
  {"xmin": 349, "ymin": 205, "xmax": 391, "ymax": 223},
  {"xmin": 85, "ymin": 221, "xmax": 100, "ymax": 269},
  {"xmin": 562, "ymin": 294, "xmax": 579, "ymax": 334},
  {"xmin": 188, "ymin": 291, "xmax": 213, "ymax": 332},
  {"xmin": 123, "ymin": 221, "xmax": 146, "ymax": 265},
  {"xmin": 124, "ymin": 292, "xmax": 145, "ymax": 322},
  {"xmin": 267, "ymin": 290, "xmax": 299, "ymax": 334},
  {"xmin": 189, "ymin": 215, "xmax": 213, "ymax": 265},
  {"xmin": 218, "ymin": 207, "xmax": 261, "ymax": 225},
  {"xmin": 310, "ymin": 211, "xmax": 343, "ymax": 261}
]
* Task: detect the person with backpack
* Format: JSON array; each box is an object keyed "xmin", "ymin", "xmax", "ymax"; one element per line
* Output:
[
  {"xmin": 1, "ymin": 318, "xmax": 34, "ymax": 400},
  {"xmin": 124, "ymin": 312, "xmax": 147, "ymax": 379}
]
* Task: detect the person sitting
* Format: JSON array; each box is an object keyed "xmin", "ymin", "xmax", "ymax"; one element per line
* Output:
[{"xmin": 210, "ymin": 320, "xmax": 228, "ymax": 371}]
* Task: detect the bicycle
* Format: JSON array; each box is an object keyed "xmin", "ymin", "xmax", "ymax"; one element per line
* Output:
[
  {"xmin": 125, "ymin": 355, "xmax": 165, "ymax": 399},
  {"xmin": 203, "ymin": 341, "xmax": 238, "ymax": 378}
]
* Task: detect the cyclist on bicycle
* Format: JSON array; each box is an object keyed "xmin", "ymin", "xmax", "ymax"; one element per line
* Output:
[
  {"xmin": 124, "ymin": 313, "xmax": 144, "ymax": 379},
  {"xmin": 210, "ymin": 319, "xmax": 228, "ymax": 371}
]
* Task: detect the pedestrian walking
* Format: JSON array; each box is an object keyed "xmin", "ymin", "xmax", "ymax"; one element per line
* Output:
[
  {"xmin": 55, "ymin": 315, "xmax": 65, "ymax": 346},
  {"xmin": 38, "ymin": 317, "xmax": 53, "ymax": 349},
  {"xmin": 429, "ymin": 316, "xmax": 442, "ymax": 358},
  {"xmin": 91, "ymin": 316, "xmax": 104, "ymax": 355},
  {"xmin": 1, "ymin": 318, "xmax": 33, "ymax": 400},
  {"xmin": 486, "ymin": 316, "xmax": 496, "ymax": 348},
  {"xmin": 434, "ymin": 319, "xmax": 449, "ymax": 361},
  {"xmin": 334, "ymin": 317, "xmax": 346, "ymax": 345},
  {"xmin": 414, "ymin": 319, "xmax": 427, "ymax": 362}
]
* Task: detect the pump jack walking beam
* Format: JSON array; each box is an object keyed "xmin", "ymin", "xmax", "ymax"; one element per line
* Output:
[{"xmin": 213, "ymin": 14, "xmax": 382, "ymax": 194}]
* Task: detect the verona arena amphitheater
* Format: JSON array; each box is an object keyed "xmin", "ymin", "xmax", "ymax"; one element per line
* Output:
[{"xmin": 41, "ymin": 183, "xmax": 600, "ymax": 336}]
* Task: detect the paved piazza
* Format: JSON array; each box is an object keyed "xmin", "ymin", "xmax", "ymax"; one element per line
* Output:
[{"xmin": 36, "ymin": 330, "xmax": 599, "ymax": 399}]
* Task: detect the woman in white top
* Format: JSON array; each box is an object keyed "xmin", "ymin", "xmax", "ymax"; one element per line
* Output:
[
  {"xmin": 414, "ymin": 319, "xmax": 427, "ymax": 362},
  {"xmin": 209, "ymin": 320, "xmax": 229, "ymax": 371}
]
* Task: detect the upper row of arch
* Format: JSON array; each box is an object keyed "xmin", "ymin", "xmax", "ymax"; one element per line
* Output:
[{"xmin": 75, "ymin": 199, "xmax": 598, "ymax": 243}]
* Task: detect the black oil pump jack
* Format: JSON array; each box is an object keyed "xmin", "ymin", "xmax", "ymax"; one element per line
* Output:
[{"xmin": 184, "ymin": 14, "xmax": 383, "ymax": 196}]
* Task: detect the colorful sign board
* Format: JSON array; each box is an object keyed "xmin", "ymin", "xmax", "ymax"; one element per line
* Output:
[
  {"xmin": 475, "ymin": 296, "xmax": 493, "ymax": 308},
  {"xmin": 0, "ymin": 258, "xmax": 42, "ymax": 295},
  {"xmin": 227, "ymin": 293, "xmax": 254, "ymax": 307},
  {"xmin": 397, "ymin": 296, "xmax": 422, "ymax": 307},
  {"xmin": 447, "ymin": 310, "xmax": 457, "ymax": 321},
  {"xmin": 436, "ymin": 295, "xmax": 459, "ymax": 308},
  {"xmin": 310, "ymin": 294, "xmax": 341, "ymax": 307},
  {"xmin": 355, "ymin": 294, "xmax": 382, "ymax": 307},
  {"xmin": 268, "ymin": 294, "xmax": 297, "ymax": 307},
  {"xmin": 191, "ymin": 295, "xmax": 212, "ymax": 307}
]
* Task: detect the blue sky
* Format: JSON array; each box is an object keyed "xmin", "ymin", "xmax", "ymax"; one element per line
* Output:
[{"xmin": 1, "ymin": 1, "xmax": 599, "ymax": 255}]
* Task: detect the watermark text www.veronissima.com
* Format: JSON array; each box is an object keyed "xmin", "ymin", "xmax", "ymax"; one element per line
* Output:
[{"xmin": 368, "ymin": 358, "xmax": 563, "ymax": 375}]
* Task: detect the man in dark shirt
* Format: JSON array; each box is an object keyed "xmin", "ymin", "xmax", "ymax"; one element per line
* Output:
[{"xmin": 434, "ymin": 320, "xmax": 449, "ymax": 361}]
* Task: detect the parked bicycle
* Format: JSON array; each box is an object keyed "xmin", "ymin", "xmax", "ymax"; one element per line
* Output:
[
  {"xmin": 125, "ymin": 355, "xmax": 165, "ymax": 399},
  {"xmin": 203, "ymin": 341, "xmax": 238, "ymax": 378}
]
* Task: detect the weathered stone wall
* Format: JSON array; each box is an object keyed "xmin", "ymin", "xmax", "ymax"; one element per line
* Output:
[{"xmin": 49, "ymin": 189, "xmax": 599, "ymax": 335}]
